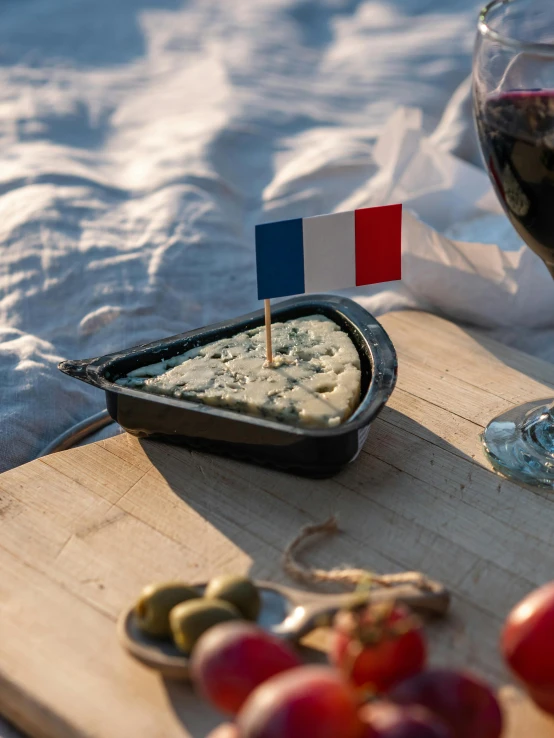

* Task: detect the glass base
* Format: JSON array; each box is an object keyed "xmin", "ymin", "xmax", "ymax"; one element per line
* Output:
[{"xmin": 482, "ymin": 399, "xmax": 554, "ymax": 488}]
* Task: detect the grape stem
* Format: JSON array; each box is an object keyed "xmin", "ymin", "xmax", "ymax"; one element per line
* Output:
[{"xmin": 282, "ymin": 516, "xmax": 434, "ymax": 592}]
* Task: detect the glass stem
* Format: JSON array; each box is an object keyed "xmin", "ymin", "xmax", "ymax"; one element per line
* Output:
[{"xmin": 521, "ymin": 402, "xmax": 554, "ymax": 452}]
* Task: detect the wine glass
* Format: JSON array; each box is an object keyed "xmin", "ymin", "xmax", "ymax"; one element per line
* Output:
[{"xmin": 473, "ymin": 0, "xmax": 554, "ymax": 486}]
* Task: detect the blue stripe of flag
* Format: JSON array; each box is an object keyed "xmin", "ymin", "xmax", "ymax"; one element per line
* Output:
[{"xmin": 255, "ymin": 218, "xmax": 305, "ymax": 299}]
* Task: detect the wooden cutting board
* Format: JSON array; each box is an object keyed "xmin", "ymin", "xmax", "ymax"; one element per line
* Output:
[{"xmin": 2, "ymin": 310, "xmax": 554, "ymax": 738}]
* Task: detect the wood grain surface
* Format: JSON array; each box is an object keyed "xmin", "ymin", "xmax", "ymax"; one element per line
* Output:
[{"xmin": 1, "ymin": 310, "xmax": 554, "ymax": 738}]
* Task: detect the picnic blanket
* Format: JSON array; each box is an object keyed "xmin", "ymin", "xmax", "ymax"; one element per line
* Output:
[{"xmin": 1, "ymin": 0, "xmax": 553, "ymax": 472}]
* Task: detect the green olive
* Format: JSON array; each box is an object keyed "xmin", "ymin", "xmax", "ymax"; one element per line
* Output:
[
  {"xmin": 134, "ymin": 582, "xmax": 198, "ymax": 638},
  {"xmin": 169, "ymin": 598, "xmax": 241, "ymax": 653},
  {"xmin": 204, "ymin": 574, "xmax": 261, "ymax": 621}
]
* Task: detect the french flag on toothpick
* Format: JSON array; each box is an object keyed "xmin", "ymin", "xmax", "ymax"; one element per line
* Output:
[{"xmin": 255, "ymin": 204, "xmax": 402, "ymax": 299}]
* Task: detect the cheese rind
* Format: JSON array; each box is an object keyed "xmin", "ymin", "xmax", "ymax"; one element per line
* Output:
[{"xmin": 117, "ymin": 315, "xmax": 361, "ymax": 429}]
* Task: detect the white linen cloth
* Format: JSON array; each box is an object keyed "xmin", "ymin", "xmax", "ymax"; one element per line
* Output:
[{"xmin": 1, "ymin": 0, "xmax": 553, "ymax": 473}]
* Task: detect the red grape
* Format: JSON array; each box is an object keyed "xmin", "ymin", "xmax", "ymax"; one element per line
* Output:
[
  {"xmin": 190, "ymin": 621, "xmax": 301, "ymax": 714},
  {"xmin": 236, "ymin": 665, "xmax": 364, "ymax": 738},
  {"xmin": 389, "ymin": 669, "xmax": 503, "ymax": 738},
  {"xmin": 205, "ymin": 724, "xmax": 239, "ymax": 738},
  {"xmin": 359, "ymin": 702, "xmax": 453, "ymax": 738},
  {"xmin": 330, "ymin": 601, "xmax": 427, "ymax": 692},
  {"xmin": 501, "ymin": 582, "xmax": 554, "ymax": 688}
]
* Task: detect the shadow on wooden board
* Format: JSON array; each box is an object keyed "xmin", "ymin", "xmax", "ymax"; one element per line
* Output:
[
  {"xmin": 138, "ymin": 405, "xmax": 478, "ymax": 585},
  {"xmin": 139, "ymin": 414, "xmax": 472, "ymax": 584}
]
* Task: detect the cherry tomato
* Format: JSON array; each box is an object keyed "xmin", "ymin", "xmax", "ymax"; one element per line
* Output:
[
  {"xmin": 501, "ymin": 582, "xmax": 554, "ymax": 688},
  {"xmin": 205, "ymin": 724, "xmax": 239, "ymax": 738},
  {"xmin": 330, "ymin": 601, "xmax": 427, "ymax": 693},
  {"xmin": 389, "ymin": 669, "xmax": 503, "ymax": 738},
  {"xmin": 236, "ymin": 665, "xmax": 363, "ymax": 738},
  {"xmin": 190, "ymin": 622, "xmax": 301, "ymax": 714},
  {"xmin": 359, "ymin": 702, "xmax": 453, "ymax": 737}
]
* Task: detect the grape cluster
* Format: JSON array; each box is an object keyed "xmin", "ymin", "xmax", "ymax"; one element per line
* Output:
[
  {"xmin": 194, "ymin": 599, "xmax": 503, "ymax": 738},
  {"xmin": 132, "ymin": 575, "xmax": 554, "ymax": 736}
]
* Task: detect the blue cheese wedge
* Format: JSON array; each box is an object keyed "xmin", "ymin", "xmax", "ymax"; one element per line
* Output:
[{"xmin": 117, "ymin": 315, "xmax": 361, "ymax": 429}]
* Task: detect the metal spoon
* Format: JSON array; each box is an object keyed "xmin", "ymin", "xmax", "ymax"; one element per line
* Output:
[{"xmin": 117, "ymin": 578, "xmax": 450, "ymax": 680}]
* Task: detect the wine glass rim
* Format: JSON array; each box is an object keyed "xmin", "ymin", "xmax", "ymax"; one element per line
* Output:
[{"xmin": 479, "ymin": 0, "xmax": 554, "ymax": 57}]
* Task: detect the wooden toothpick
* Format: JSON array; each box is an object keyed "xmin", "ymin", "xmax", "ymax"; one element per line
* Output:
[{"xmin": 264, "ymin": 298, "xmax": 273, "ymax": 365}]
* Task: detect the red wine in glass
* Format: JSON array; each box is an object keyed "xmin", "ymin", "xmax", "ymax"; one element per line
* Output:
[
  {"xmin": 476, "ymin": 90, "xmax": 554, "ymax": 275},
  {"xmin": 472, "ymin": 0, "xmax": 554, "ymax": 486}
]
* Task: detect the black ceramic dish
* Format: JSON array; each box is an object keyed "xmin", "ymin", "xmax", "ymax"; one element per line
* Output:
[{"xmin": 59, "ymin": 295, "xmax": 397, "ymax": 478}]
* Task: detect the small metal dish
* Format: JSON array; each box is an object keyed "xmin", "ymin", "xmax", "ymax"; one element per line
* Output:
[
  {"xmin": 59, "ymin": 295, "xmax": 397, "ymax": 478},
  {"xmin": 117, "ymin": 579, "xmax": 450, "ymax": 679}
]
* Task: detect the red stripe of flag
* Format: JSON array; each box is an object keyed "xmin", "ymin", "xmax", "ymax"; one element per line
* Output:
[{"xmin": 354, "ymin": 204, "xmax": 402, "ymax": 286}]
